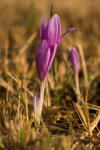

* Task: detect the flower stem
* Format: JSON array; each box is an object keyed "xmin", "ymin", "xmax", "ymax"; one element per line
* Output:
[
  {"xmin": 75, "ymin": 73, "xmax": 81, "ymax": 103},
  {"xmin": 36, "ymin": 79, "xmax": 46, "ymax": 125}
]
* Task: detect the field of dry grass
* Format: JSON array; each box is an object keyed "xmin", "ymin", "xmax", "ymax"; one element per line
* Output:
[{"xmin": 0, "ymin": 0, "xmax": 100, "ymax": 149}]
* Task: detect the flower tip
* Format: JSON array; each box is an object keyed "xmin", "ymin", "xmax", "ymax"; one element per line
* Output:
[
  {"xmin": 71, "ymin": 27, "xmax": 76, "ymax": 30},
  {"xmin": 59, "ymin": 27, "xmax": 76, "ymax": 44},
  {"xmin": 40, "ymin": 16, "xmax": 46, "ymax": 39},
  {"xmin": 54, "ymin": 14, "xmax": 59, "ymax": 18},
  {"xmin": 67, "ymin": 27, "xmax": 76, "ymax": 33},
  {"xmin": 71, "ymin": 47, "xmax": 77, "ymax": 52},
  {"xmin": 42, "ymin": 16, "xmax": 46, "ymax": 25}
]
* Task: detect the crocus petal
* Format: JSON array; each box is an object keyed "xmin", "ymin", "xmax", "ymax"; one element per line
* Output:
[
  {"xmin": 40, "ymin": 17, "xmax": 46, "ymax": 39},
  {"xmin": 58, "ymin": 27, "xmax": 75, "ymax": 44},
  {"xmin": 69, "ymin": 48, "xmax": 80, "ymax": 74},
  {"xmin": 46, "ymin": 44, "xmax": 57, "ymax": 76},
  {"xmin": 36, "ymin": 40, "xmax": 51, "ymax": 81},
  {"xmin": 43, "ymin": 14, "xmax": 61, "ymax": 46}
]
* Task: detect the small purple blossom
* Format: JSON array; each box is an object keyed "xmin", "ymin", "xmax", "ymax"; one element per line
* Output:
[
  {"xmin": 69, "ymin": 48, "xmax": 80, "ymax": 74},
  {"xmin": 36, "ymin": 14, "xmax": 75, "ymax": 81}
]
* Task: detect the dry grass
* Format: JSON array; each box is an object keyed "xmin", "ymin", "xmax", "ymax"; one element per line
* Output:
[{"xmin": 0, "ymin": 0, "xmax": 100, "ymax": 149}]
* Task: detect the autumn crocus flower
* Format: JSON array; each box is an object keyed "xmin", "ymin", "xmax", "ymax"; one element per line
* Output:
[
  {"xmin": 69, "ymin": 48, "xmax": 80, "ymax": 103},
  {"xmin": 35, "ymin": 14, "xmax": 75, "ymax": 124},
  {"xmin": 36, "ymin": 15, "xmax": 75, "ymax": 81}
]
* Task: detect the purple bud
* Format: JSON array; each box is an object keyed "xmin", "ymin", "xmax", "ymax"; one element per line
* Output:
[
  {"xmin": 69, "ymin": 48, "xmax": 80, "ymax": 74},
  {"xmin": 36, "ymin": 14, "xmax": 75, "ymax": 81}
]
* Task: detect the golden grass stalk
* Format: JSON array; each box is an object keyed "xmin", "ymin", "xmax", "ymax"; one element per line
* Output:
[
  {"xmin": 24, "ymin": 81, "xmax": 29, "ymax": 123},
  {"xmin": 78, "ymin": 43, "xmax": 89, "ymax": 88}
]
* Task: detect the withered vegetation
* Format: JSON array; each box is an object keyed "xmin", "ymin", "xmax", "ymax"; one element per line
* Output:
[{"xmin": 0, "ymin": 0, "xmax": 100, "ymax": 149}]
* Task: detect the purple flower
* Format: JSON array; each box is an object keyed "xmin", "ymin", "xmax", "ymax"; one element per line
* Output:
[
  {"xmin": 69, "ymin": 48, "xmax": 80, "ymax": 74},
  {"xmin": 36, "ymin": 14, "xmax": 75, "ymax": 81}
]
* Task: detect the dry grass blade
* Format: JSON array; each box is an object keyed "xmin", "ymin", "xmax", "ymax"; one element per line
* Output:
[
  {"xmin": 71, "ymin": 111, "xmax": 100, "ymax": 150},
  {"xmin": 87, "ymin": 103, "xmax": 100, "ymax": 111},
  {"xmin": 24, "ymin": 80, "xmax": 29, "ymax": 123},
  {"xmin": 44, "ymin": 79, "xmax": 51, "ymax": 109},
  {"xmin": 23, "ymin": 86, "xmax": 33, "ymax": 97},
  {"xmin": 78, "ymin": 43, "xmax": 89, "ymax": 88},
  {"xmin": 81, "ymin": 103, "xmax": 100, "ymax": 111},
  {"xmin": 74, "ymin": 103, "xmax": 87, "ymax": 129},
  {"xmin": 82, "ymin": 89, "xmax": 92, "ymax": 137},
  {"xmin": 8, "ymin": 72, "xmax": 33, "ymax": 97},
  {"xmin": 75, "ymin": 91, "xmax": 100, "ymax": 136},
  {"xmin": 19, "ymin": 32, "xmax": 37, "ymax": 57},
  {"xmin": 0, "ymin": 78, "xmax": 14, "ymax": 93},
  {"xmin": 90, "ymin": 111, "xmax": 100, "ymax": 132},
  {"xmin": 7, "ymin": 72, "xmax": 20, "ymax": 85}
]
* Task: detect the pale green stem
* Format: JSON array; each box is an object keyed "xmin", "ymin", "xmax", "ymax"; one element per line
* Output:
[
  {"xmin": 75, "ymin": 73, "xmax": 81, "ymax": 103},
  {"xmin": 35, "ymin": 79, "xmax": 46, "ymax": 125}
]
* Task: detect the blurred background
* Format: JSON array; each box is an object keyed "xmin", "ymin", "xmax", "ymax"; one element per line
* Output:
[{"xmin": 0, "ymin": 0, "xmax": 100, "ymax": 149}]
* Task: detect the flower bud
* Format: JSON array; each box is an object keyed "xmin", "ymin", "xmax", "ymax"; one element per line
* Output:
[{"xmin": 69, "ymin": 48, "xmax": 80, "ymax": 74}]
